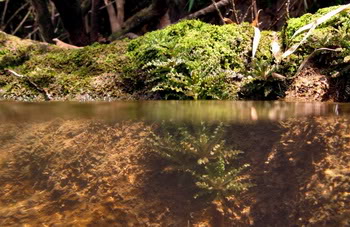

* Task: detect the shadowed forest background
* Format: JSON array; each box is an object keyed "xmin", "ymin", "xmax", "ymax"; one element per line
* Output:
[{"xmin": 1, "ymin": 0, "xmax": 350, "ymax": 46}]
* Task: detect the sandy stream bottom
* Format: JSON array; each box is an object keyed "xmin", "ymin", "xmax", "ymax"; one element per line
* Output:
[{"xmin": 0, "ymin": 117, "xmax": 349, "ymax": 226}]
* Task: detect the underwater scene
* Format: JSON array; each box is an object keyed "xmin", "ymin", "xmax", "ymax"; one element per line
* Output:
[{"xmin": 0, "ymin": 101, "xmax": 349, "ymax": 226}]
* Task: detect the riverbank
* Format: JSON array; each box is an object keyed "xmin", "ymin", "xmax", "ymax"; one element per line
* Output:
[{"xmin": 0, "ymin": 5, "xmax": 349, "ymax": 102}]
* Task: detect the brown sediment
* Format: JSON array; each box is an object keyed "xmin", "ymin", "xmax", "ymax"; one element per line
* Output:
[
  {"xmin": 0, "ymin": 120, "xmax": 210, "ymax": 226},
  {"xmin": 284, "ymin": 67, "xmax": 331, "ymax": 102},
  {"xmin": 0, "ymin": 117, "xmax": 349, "ymax": 226}
]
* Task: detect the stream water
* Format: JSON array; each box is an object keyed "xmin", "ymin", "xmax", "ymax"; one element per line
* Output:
[
  {"xmin": 0, "ymin": 100, "xmax": 348, "ymax": 122},
  {"xmin": 0, "ymin": 101, "xmax": 349, "ymax": 226}
]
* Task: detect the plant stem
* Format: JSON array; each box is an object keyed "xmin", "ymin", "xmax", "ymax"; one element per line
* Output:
[
  {"xmin": 1, "ymin": 0, "xmax": 10, "ymax": 27},
  {"xmin": 12, "ymin": 8, "xmax": 31, "ymax": 35},
  {"xmin": 2, "ymin": 2, "xmax": 29, "ymax": 30},
  {"xmin": 230, "ymin": 0, "xmax": 240, "ymax": 23},
  {"xmin": 211, "ymin": 0, "xmax": 225, "ymax": 24}
]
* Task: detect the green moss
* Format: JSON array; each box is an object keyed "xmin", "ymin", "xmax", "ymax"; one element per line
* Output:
[
  {"xmin": 284, "ymin": 5, "xmax": 350, "ymax": 67},
  {"xmin": 273, "ymin": 4, "xmax": 350, "ymax": 86},
  {"xmin": 0, "ymin": 33, "xmax": 53, "ymax": 70},
  {"xmin": 1, "ymin": 5, "xmax": 350, "ymax": 101},
  {"xmin": 0, "ymin": 33, "xmax": 132, "ymax": 101},
  {"xmin": 127, "ymin": 20, "xmax": 279, "ymax": 100},
  {"xmin": 285, "ymin": 6, "xmax": 350, "ymax": 40},
  {"xmin": 20, "ymin": 42, "xmax": 128, "ymax": 77},
  {"xmin": 127, "ymin": 7, "xmax": 350, "ymax": 100}
]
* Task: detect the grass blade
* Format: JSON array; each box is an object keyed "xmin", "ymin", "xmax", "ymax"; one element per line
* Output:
[
  {"xmin": 252, "ymin": 26, "xmax": 261, "ymax": 59},
  {"xmin": 283, "ymin": 4, "xmax": 350, "ymax": 58},
  {"xmin": 292, "ymin": 3, "xmax": 350, "ymax": 38}
]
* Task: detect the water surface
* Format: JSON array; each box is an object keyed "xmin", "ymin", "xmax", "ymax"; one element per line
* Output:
[{"xmin": 0, "ymin": 101, "xmax": 348, "ymax": 122}]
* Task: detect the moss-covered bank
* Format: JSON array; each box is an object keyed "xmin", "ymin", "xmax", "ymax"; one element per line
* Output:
[
  {"xmin": 0, "ymin": 32, "xmax": 132, "ymax": 101},
  {"xmin": 1, "ymin": 5, "xmax": 350, "ymax": 101}
]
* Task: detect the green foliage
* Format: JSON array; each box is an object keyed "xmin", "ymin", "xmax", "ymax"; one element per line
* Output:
[
  {"xmin": 19, "ymin": 42, "xmax": 128, "ymax": 78},
  {"xmin": 143, "ymin": 59, "xmax": 235, "ymax": 99},
  {"xmin": 285, "ymin": 6, "xmax": 350, "ymax": 45},
  {"xmin": 0, "ymin": 32, "xmax": 131, "ymax": 101},
  {"xmin": 127, "ymin": 19, "xmax": 314, "ymax": 100},
  {"xmin": 128, "ymin": 20, "xmax": 258, "ymax": 99},
  {"xmin": 284, "ymin": 5, "xmax": 350, "ymax": 75},
  {"xmin": 17, "ymin": 42, "xmax": 130, "ymax": 99},
  {"xmin": 2, "ymin": 5, "xmax": 350, "ymax": 101},
  {"xmin": 148, "ymin": 122, "xmax": 252, "ymax": 200},
  {"xmin": 0, "ymin": 39, "xmax": 50, "ymax": 70},
  {"xmin": 188, "ymin": 0, "xmax": 195, "ymax": 11}
]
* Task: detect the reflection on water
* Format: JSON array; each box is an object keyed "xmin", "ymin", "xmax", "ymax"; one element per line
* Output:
[
  {"xmin": 0, "ymin": 101, "xmax": 349, "ymax": 226},
  {"xmin": 0, "ymin": 101, "xmax": 349, "ymax": 123}
]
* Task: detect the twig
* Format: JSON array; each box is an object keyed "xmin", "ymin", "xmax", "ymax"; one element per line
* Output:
[
  {"xmin": 230, "ymin": 0, "xmax": 240, "ymax": 23},
  {"xmin": 2, "ymin": 2, "xmax": 29, "ymax": 30},
  {"xmin": 211, "ymin": 0, "xmax": 225, "ymax": 24},
  {"xmin": 267, "ymin": 0, "xmax": 298, "ymax": 29},
  {"xmin": 81, "ymin": 0, "xmax": 92, "ymax": 16},
  {"xmin": 303, "ymin": 0, "xmax": 308, "ymax": 11},
  {"xmin": 6, "ymin": 69, "xmax": 52, "ymax": 101},
  {"xmin": 1, "ymin": 0, "xmax": 10, "ymax": 27},
  {"xmin": 295, "ymin": 48, "xmax": 340, "ymax": 77},
  {"xmin": 185, "ymin": 0, "xmax": 231, "ymax": 20},
  {"xmin": 286, "ymin": 0, "xmax": 290, "ymax": 19},
  {"xmin": 241, "ymin": 5, "xmax": 252, "ymax": 23},
  {"xmin": 53, "ymin": 38, "xmax": 82, "ymax": 49},
  {"xmin": 252, "ymin": 0, "xmax": 258, "ymax": 20},
  {"xmin": 12, "ymin": 8, "xmax": 31, "ymax": 35},
  {"xmin": 50, "ymin": 2, "xmax": 57, "ymax": 24},
  {"xmin": 296, "ymin": 0, "xmax": 305, "ymax": 14},
  {"xmin": 104, "ymin": 0, "xmax": 119, "ymax": 33},
  {"xmin": 99, "ymin": 0, "xmax": 117, "ymax": 10},
  {"xmin": 6, "ymin": 69, "xmax": 24, "ymax": 78},
  {"xmin": 115, "ymin": 0, "xmax": 125, "ymax": 29},
  {"xmin": 54, "ymin": 15, "xmax": 62, "ymax": 33},
  {"xmin": 25, "ymin": 27, "xmax": 40, "ymax": 39}
]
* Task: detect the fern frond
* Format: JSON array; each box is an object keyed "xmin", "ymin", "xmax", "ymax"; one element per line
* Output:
[{"xmin": 148, "ymin": 122, "xmax": 252, "ymax": 200}]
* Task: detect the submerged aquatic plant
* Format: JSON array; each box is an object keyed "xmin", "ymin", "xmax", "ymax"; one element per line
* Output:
[{"xmin": 148, "ymin": 122, "xmax": 252, "ymax": 201}]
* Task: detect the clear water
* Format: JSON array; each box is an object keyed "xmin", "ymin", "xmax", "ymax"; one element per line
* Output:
[
  {"xmin": 0, "ymin": 101, "xmax": 349, "ymax": 226},
  {"xmin": 0, "ymin": 100, "xmax": 348, "ymax": 122}
]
